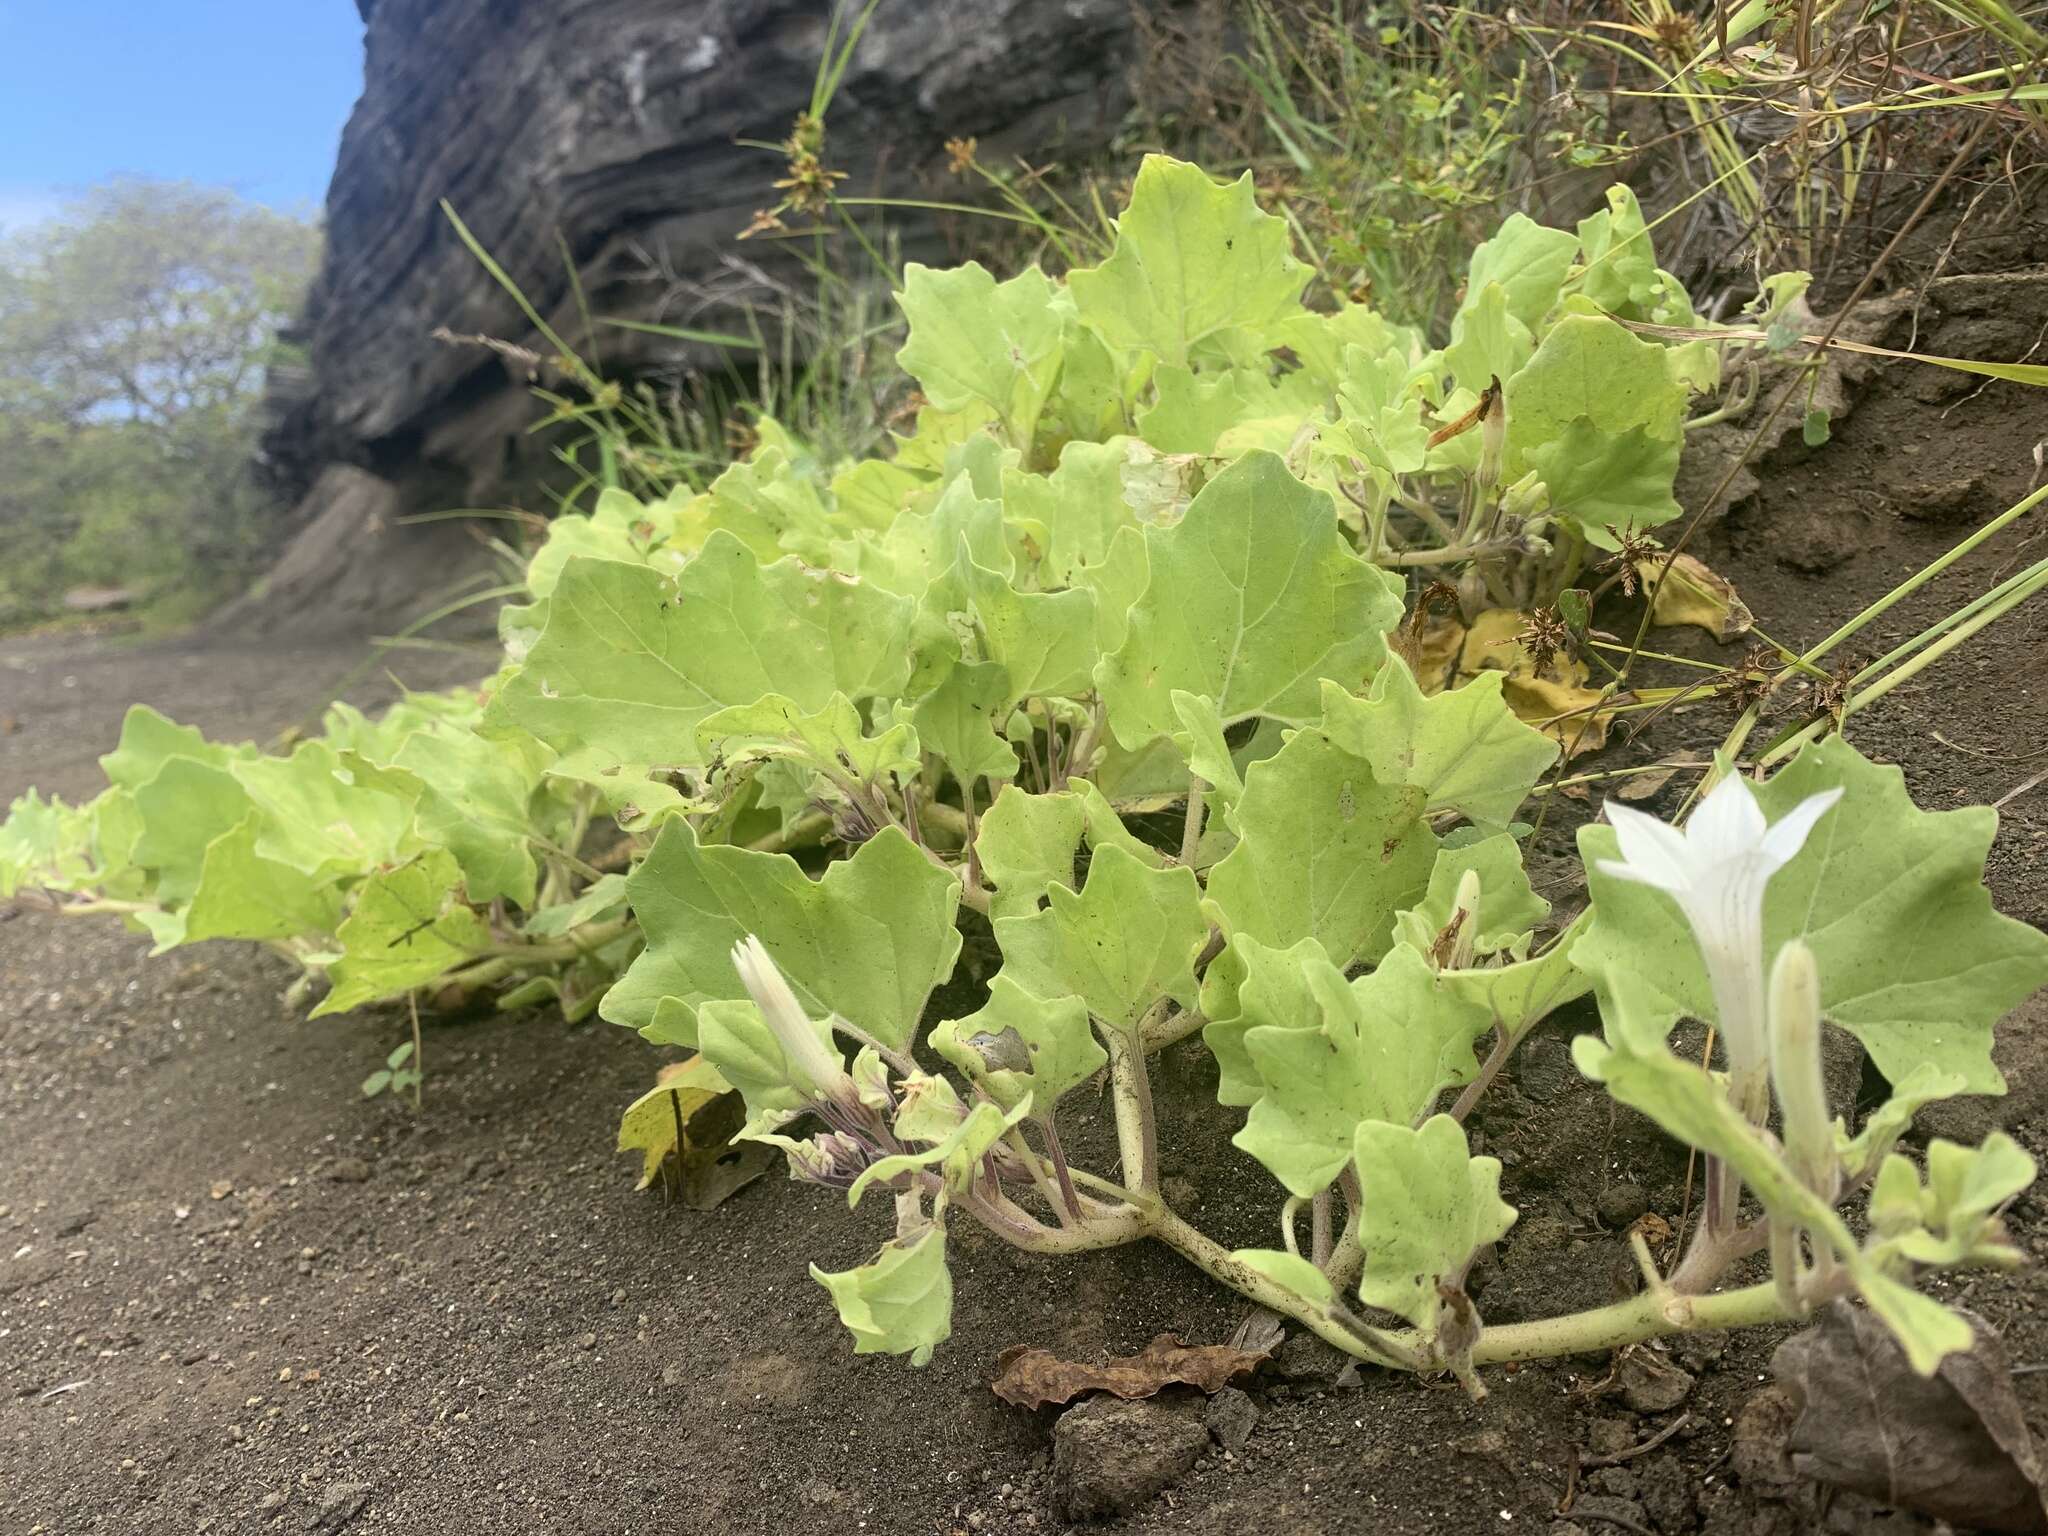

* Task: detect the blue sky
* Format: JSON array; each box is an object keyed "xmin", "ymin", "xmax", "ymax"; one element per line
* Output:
[{"xmin": 0, "ymin": 0, "xmax": 366, "ymax": 231}]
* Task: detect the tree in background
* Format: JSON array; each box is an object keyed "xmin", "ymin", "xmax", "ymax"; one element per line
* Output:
[{"xmin": 0, "ymin": 179, "xmax": 320, "ymax": 628}]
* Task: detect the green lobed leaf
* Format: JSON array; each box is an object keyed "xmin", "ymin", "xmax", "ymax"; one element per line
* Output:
[
  {"xmin": 896, "ymin": 261, "xmax": 1067, "ymax": 447},
  {"xmin": 973, "ymin": 781, "xmax": 1161, "ymax": 922},
  {"xmin": 99, "ymin": 704, "xmax": 247, "ymax": 790},
  {"xmin": 1505, "ymin": 312, "xmax": 1687, "ymax": 473},
  {"xmin": 486, "ymin": 541, "xmax": 914, "ymax": 773},
  {"xmin": 131, "ymin": 757, "xmax": 254, "ymax": 908},
  {"xmin": 961, "ymin": 542, "xmax": 1099, "ymax": 703},
  {"xmin": 1097, "ymin": 451, "xmax": 1403, "ymax": 749},
  {"xmin": 910, "ymin": 659, "xmax": 1019, "ymax": 790},
  {"xmin": 1352, "ymin": 1114, "xmax": 1517, "ymax": 1340},
  {"xmin": 393, "ymin": 728, "xmax": 551, "ymax": 908},
  {"xmin": 990, "ymin": 843, "xmax": 1205, "ymax": 1031},
  {"xmin": 603, "ymin": 823, "xmax": 962, "ymax": 1051},
  {"xmin": 699, "ymin": 693, "xmax": 922, "ymax": 786},
  {"xmin": 1203, "ymin": 726, "xmax": 1436, "ymax": 969},
  {"xmin": 810, "ymin": 1222, "xmax": 954, "ymax": 1367},
  {"xmin": 1201, "ymin": 933, "xmax": 1331, "ymax": 1107},
  {"xmin": 1068, "ymin": 155, "xmax": 1309, "ymax": 369},
  {"xmin": 229, "ymin": 740, "xmax": 418, "ymax": 882},
  {"xmin": 1871, "ymin": 1134, "xmax": 2035, "ymax": 1270},
  {"xmin": 1392, "ymin": 833, "xmax": 1549, "ymax": 959},
  {"xmin": 183, "ymin": 816, "xmax": 344, "ymax": 946},
  {"xmin": 1236, "ymin": 945, "xmax": 1492, "ymax": 1197},
  {"xmin": 929, "ymin": 975, "xmax": 1107, "ymax": 1112},
  {"xmin": 1525, "ymin": 422, "xmax": 1683, "ymax": 539},
  {"xmin": 0, "ymin": 791, "xmax": 93, "ymax": 897},
  {"xmin": 311, "ymin": 849, "xmax": 491, "ymax": 1017},
  {"xmin": 1317, "ymin": 662, "xmax": 1558, "ymax": 835},
  {"xmin": 1462, "ymin": 213, "xmax": 1581, "ymax": 331}
]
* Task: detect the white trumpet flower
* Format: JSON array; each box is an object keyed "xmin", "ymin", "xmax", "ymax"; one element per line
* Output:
[
  {"xmin": 1598, "ymin": 773, "xmax": 1843, "ymax": 1104},
  {"xmin": 731, "ymin": 935, "xmax": 853, "ymax": 1101}
]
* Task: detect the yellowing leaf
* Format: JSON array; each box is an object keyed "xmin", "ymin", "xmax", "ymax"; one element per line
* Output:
[
  {"xmin": 615, "ymin": 1055, "xmax": 770, "ymax": 1209},
  {"xmin": 1638, "ymin": 552, "xmax": 1753, "ymax": 642}
]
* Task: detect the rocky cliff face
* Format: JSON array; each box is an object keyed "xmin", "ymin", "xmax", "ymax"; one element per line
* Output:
[{"xmin": 243, "ymin": 0, "xmax": 1163, "ymax": 633}]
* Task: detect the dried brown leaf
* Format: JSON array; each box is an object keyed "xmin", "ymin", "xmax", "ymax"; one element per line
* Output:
[
  {"xmin": 1639, "ymin": 552, "xmax": 1753, "ymax": 642},
  {"xmin": 1773, "ymin": 1301, "xmax": 2048, "ymax": 1534},
  {"xmin": 1614, "ymin": 752, "xmax": 1706, "ymax": 803},
  {"xmin": 992, "ymin": 1331, "xmax": 1270, "ymax": 1410}
]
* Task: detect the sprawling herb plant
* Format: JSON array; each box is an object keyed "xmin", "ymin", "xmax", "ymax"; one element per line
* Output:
[{"xmin": 6, "ymin": 157, "xmax": 2042, "ymax": 1389}]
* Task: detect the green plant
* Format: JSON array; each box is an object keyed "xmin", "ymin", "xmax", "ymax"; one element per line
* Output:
[{"xmin": 6, "ymin": 157, "xmax": 2043, "ymax": 1389}]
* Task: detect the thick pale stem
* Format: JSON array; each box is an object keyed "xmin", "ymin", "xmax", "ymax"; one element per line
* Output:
[
  {"xmin": 964, "ymin": 1187, "xmax": 1146, "ymax": 1254},
  {"xmin": 1321, "ymin": 1167, "xmax": 1366, "ymax": 1292},
  {"xmin": 1140, "ymin": 1006, "xmax": 1208, "ymax": 1054},
  {"xmin": 1466, "ymin": 1271, "xmax": 1834, "ymax": 1364},
  {"xmin": 1310, "ymin": 1190, "xmax": 1333, "ymax": 1269},
  {"xmin": 1103, "ymin": 1022, "xmax": 1159, "ymax": 1195}
]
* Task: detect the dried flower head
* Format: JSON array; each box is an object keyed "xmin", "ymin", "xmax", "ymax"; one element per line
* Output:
[
  {"xmin": 944, "ymin": 136, "xmax": 978, "ymax": 175},
  {"xmin": 1600, "ymin": 524, "xmax": 1661, "ymax": 598},
  {"xmin": 774, "ymin": 150, "xmax": 848, "ymax": 218},
  {"xmin": 1514, "ymin": 605, "xmax": 1571, "ymax": 676}
]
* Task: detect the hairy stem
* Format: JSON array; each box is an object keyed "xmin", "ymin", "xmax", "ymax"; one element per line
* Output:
[{"xmin": 1104, "ymin": 1016, "xmax": 1162, "ymax": 1195}]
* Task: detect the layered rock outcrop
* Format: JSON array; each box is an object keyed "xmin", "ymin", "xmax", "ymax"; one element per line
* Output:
[{"xmin": 243, "ymin": 0, "xmax": 1166, "ymax": 632}]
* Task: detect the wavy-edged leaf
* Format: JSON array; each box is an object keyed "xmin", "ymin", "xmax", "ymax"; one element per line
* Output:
[{"xmin": 603, "ymin": 823, "xmax": 961, "ymax": 1051}]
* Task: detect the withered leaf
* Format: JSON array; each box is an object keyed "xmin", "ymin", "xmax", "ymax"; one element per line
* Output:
[
  {"xmin": 1638, "ymin": 552, "xmax": 1753, "ymax": 642},
  {"xmin": 1614, "ymin": 752, "xmax": 1704, "ymax": 803},
  {"xmin": 616, "ymin": 1056, "xmax": 774, "ymax": 1211},
  {"xmin": 992, "ymin": 1331, "xmax": 1270, "ymax": 1410},
  {"xmin": 1773, "ymin": 1301, "xmax": 2048, "ymax": 1534}
]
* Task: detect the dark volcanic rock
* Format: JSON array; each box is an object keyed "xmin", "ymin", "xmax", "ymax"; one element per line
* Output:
[
  {"xmin": 246, "ymin": 0, "xmax": 1165, "ymax": 633},
  {"xmin": 1052, "ymin": 1396, "xmax": 1208, "ymax": 1522}
]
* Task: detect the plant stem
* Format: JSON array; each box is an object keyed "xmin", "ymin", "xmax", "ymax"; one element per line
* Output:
[
  {"xmin": 1795, "ymin": 481, "xmax": 2047, "ymax": 670},
  {"xmin": 1448, "ymin": 1023, "xmax": 1516, "ymax": 1122},
  {"xmin": 1140, "ymin": 1005, "xmax": 1208, "ymax": 1054},
  {"xmin": 1148, "ymin": 1205, "xmax": 1422, "ymax": 1371},
  {"xmin": 1005, "ymin": 1127, "xmax": 1073, "ymax": 1228},
  {"xmin": 1462, "ymin": 1277, "xmax": 1796, "ymax": 1365},
  {"xmin": 1037, "ymin": 1111, "xmax": 1083, "ymax": 1220},
  {"xmin": 1757, "ymin": 557, "xmax": 2048, "ymax": 767},
  {"xmin": 965, "ymin": 1188, "xmax": 1145, "ymax": 1253},
  {"xmin": 1179, "ymin": 776, "xmax": 1208, "ymax": 867},
  {"xmin": 1380, "ymin": 537, "xmax": 1528, "ymax": 567},
  {"xmin": 1103, "ymin": 1020, "xmax": 1160, "ymax": 1196}
]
